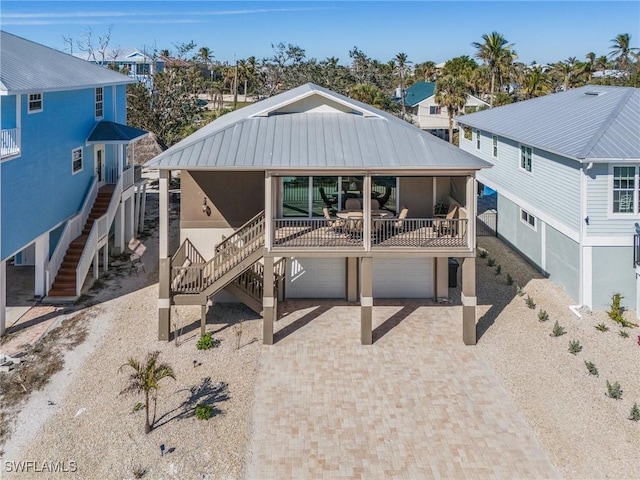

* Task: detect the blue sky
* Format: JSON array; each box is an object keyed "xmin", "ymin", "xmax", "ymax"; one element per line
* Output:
[{"xmin": 2, "ymin": 1, "xmax": 638, "ymax": 65}]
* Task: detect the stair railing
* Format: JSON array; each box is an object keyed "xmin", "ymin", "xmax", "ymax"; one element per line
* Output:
[{"xmin": 46, "ymin": 177, "xmax": 97, "ymax": 293}]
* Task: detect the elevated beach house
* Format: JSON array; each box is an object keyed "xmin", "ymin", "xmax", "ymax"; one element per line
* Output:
[
  {"xmin": 0, "ymin": 32, "xmax": 148, "ymax": 335},
  {"xmin": 457, "ymin": 85, "xmax": 640, "ymax": 315},
  {"xmin": 146, "ymin": 83, "xmax": 490, "ymax": 345}
]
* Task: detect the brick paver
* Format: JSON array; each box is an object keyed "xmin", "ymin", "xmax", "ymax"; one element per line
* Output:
[{"xmin": 246, "ymin": 301, "xmax": 560, "ymax": 479}]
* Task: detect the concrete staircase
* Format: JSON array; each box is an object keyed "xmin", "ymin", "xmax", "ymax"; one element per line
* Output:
[{"xmin": 47, "ymin": 185, "xmax": 114, "ymax": 299}]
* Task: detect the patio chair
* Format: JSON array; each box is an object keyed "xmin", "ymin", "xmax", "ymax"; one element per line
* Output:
[
  {"xmin": 323, "ymin": 206, "xmax": 344, "ymax": 230},
  {"xmin": 393, "ymin": 206, "xmax": 409, "ymax": 231},
  {"xmin": 371, "ymin": 199, "xmax": 380, "ymax": 210},
  {"xmin": 376, "ymin": 187, "xmax": 392, "ymax": 207},
  {"xmin": 345, "ymin": 198, "xmax": 361, "ymax": 210},
  {"xmin": 319, "ymin": 186, "xmax": 337, "ymax": 207},
  {"xmin": 129, "ymin": 253, "xmax": 146, "ymax": 275},
  {"xmin": 434, "ymin": 205, "xmax": 459, "ymax": 237}
]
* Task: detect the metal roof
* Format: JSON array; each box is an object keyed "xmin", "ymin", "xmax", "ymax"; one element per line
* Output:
[
  {"xmin": 86, "ymin": 121, "xmax": 148, "ymax": 145},
  {"xmin": 456, "ymin": 85, "xmax": 640, "ymax": 162},
  {"xmin": 403, "ymin": 82, "xmax": 436, "ymax": 107},
  {"xmin": 0, "ymin": 31, "xmax": 135, "ymax": 95},
  {"xmin": 145, "ymin": 83, "xmax": 490, "ymax": 172},
  {"xmin": 73, "ymin": 48, "xmax": 164, "ymax": 64}
]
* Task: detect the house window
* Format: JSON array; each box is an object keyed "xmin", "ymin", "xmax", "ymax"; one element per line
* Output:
[
  {"xmin": 463, "ymin": 126, "xmax": 472, "ymax": 141},
  {"xmin": 492, "ymin": 135, "xmax": 498, "ymax": 157},
  {"xmin": 520, "ymin": 209, "xmax": 536, "ymax": 229},
  {"xmin": 72, "ymin": 147, "xmax": 83, "ymax": 174},
  {"xmin": 476, "ymin": 129, "xmax": 481, "ymax": 149},
  {"xmin": 520, "ymin": 145, "xmax": 532, "ymax": 172},
  {"xmin": 95, "ymin": 87, "xmax": 104, "ymax": 119},
  {"xmin": 429, "ymin": 105, "xmax": 441, "ymax": 115},
  {"xmin": 28, "ymin": 93, "xmax": 43, "ymax": 113},
  {"xmin": 612, "ymin": 166, "xmax": 636, "ymax": 213}
]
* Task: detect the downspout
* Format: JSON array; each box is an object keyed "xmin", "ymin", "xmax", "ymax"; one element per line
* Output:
[{"xmin": 570, "ymin": 161, "xmax": 593, "ymax": 319}]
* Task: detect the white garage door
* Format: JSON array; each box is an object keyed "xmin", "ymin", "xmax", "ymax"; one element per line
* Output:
[
  {"xmin": 286, "ymin": 257, "xmax": 345, "ymax": 298},
  {"xmin": 373, "ymin": 258, "xmax": 434, "ymax": 298}
]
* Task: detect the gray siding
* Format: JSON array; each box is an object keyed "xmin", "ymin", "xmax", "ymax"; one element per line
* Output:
[
  {"xmin": 497, "ymin": 194, "xmax": 542, "ymax": 267},
  {"xmin": 545, "ymin": 225, "xmax": 580, "ymax": 302},
  {"xmin": 592, "ymin": 246, "xmax": 636, "ymax": 311},
  {"xmin": 586, "ymin": 162, "xmax": 640, "ymax": 236},
  {"xmin": 461, "ymin": 132, "xmax": 581, "ymax": 232}
]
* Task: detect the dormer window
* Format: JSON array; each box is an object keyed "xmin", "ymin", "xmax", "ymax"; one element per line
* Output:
[
  {"xmin": 95, "ymin": 87, "xmax": 104, "ymax": 119},
  {"xmin": 28, "ymin": 93, "xmax": 43, "ymax": 113}
]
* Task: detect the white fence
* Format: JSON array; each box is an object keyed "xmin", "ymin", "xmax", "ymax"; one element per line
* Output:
[{"xmin": 1, "ymin": 128, "xmax": 19, "ymax": 157}]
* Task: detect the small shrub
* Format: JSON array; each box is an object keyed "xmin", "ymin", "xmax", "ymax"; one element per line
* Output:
[
  {"xmin": 629, "ymin": 403, "xmax": 640, "ymax": 421},
  {"xmin": 538, "ymin": 310, "xmax": 549, "ymax": 322},
  {"xmin": 595, "ymin": 322, "xmax": 609, "ymax": 332},
  {"xmin": 516, "ymin": 285, "xmax": 525, "ymax": 296},
  {"xmin": 606, "ymin": 380, "xmax": 623, "ymax": 400},
  {"xmin": 568, "ymin": 340, "xmax": 582, "ymax": 355},
  {"xmin": 494, "ymin": 265, "xmax": 502, "ymax": 275},
  {"xmin": 550, "ymin": 321, "xmax": 566, "ymax": 337},
  {"xmin": 525, "ymin": 296, "xmax": 536, "ymax": 309},
  {"xmin": 608, "ymin": 293, "xmax": 638, "ymax": 328},
  {"xmin": 478, "ymin": 249, "xmax": 488, "ymax": 259},
  {"xmin": 487, "ymin": 258, "xmax": 496, "ymax": 267},
  {"xmin": 196, "ymin": 332, "xmax": 213, "ymax": 350},
  {"xmin": 133, "ymin": 402, "xmax": 144, "ymax": 412},
  {"xmin": 619, "ymin": 330, "xmax": 629, "ymax": 338},
  {"xmin": 132, "ymin": 466, "xmax": 147, "ymax": 479},
  {"xmin": 195, "ymin": 403, "xmax": 213, "ymax": 420},
  {"xmin": 584, "ymin": 361, "xmax": 599, "ymax": 377},
  {"xmin": 506, "ymin": 274, "xmax": 513, "ymax": 285}
]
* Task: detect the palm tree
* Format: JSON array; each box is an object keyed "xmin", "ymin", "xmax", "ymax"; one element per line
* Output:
[
  {"xmin": 596, "ymin": 55, "xmax": 609, "ymax": 76},
  {"xmin": 435, "ymin": 75, "xmax": 468, "ymax": 144},
  {"xmin": 472, "ymin": 32, "xmax": 514, "ymax": 108},
  {"xmin": 521, "ymin": 66, "xmax": 551, "ymax": 99},
  {"xmin": 199, "ymin": 46, "xmax": 213, "ymax": 81},
  {"xmin": 585, "ymin": 52, "xmax": 596, "ymax": 81},
  {"xmin": 120, "ymin": 351, "xmax": 176, "ymax": 434},
  {"xmin": 414, "ymin": 61, "xmax": 437, "ymax": 81},
  {"xmin": 394, "ymin": 52, "xmax": 411, "ymax": 119},
  {"xmin": 348, "ymin": 83, "xmax": 394, "ymax": 110},
  {"xmin": 609, "ymin": 33, "xmax": 639, "ymax": 75}
]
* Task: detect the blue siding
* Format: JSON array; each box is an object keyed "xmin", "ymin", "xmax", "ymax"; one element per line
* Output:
[
  {"xmin": 1, "ymin": 85, "xmax": 123, "ymax": 260},
  {"xmin": 1, "ymin": 95, "xmax": 17, "ymax": 129},
  {"xmin": 115, "ymin": 84, "xmax": 127, "ymax": 123},
  {"xmin": 592, "ymin": 246, "xmax": 635, "ymax": 310},
  {"xmin": 461, "ymin": 132, "xmax": 581, "ymax": 232},
  {"xmin": 586, "ymin": 163, "xmax": 640, "ymax": 236},
  {"xmin": 545, "ymin": 225, "xmax": 580, "ymax": 302},
  {"xmin": 497, "ymin": 194, "xmax": 542, "ymax": 266}
]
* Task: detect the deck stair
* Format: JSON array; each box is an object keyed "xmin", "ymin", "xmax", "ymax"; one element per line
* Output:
[
  {"xmin": 47, "ymin": 185, "xmax": 115, "ymax": 298},
  {"xmin": 171, "ymin": 211, "xmax": 284, "ymax": 309}
]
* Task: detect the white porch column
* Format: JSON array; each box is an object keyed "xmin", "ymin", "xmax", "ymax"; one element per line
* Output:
[
  {"xmin": 1, "ymin": 259, "xmax": 6, "ymax": 336},
  {"xmin": 93, "ymin": 251, "xmax": 99, "ymax": 279},
  {"xmin": 103, "ymin": 243, "xmax": 109, "ymax": 272},
  {"xmin": 124, "ymin": 197, "xmax": 134, "ymax": 245},
  {"xmin": 158, "ymin": 169, "xmax": 171, "ymax": 341},
  {"xmin": 363, "ymin": 174, "xmax": 371, "ymax": 251},
  {"xmin": 114, "ymin": 202, "xmax": 125, "ymax": 254},
  {"xmin": 34, "ymin": 232, "xmax": 49, "ymax": 297},
  {"xmin": 138, "ymin": 183, "xmax": 147, "ymax": 234},
  {"xmin": 264, "ymin": 174, "xmax": 273, "ymax": 250}
]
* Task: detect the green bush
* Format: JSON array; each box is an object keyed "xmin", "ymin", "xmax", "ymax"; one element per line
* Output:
[
  {"xmin": 525, "ymin": 296, "xmax": 536, "ymax": 309},
  {"xmin": 568, "ymin": 340, "xmax": 582, "ymax": 355},
  {"xmin": 584, "ymin": 361, "xmax": 599, "ymax": 377},
  {"xmin": 516, "ymin": 285, "xmax": 525, "ymax": 297},
  {"xmin": 506, "ymin": 274, "xmax": 513, "ymax": 286},
  {"xmin": 608, "ymin": 293, "xmax": 638, "ymax": 328},
  {"xmin": 478, "ymin": 249, "xmax": 488, "ymax": 259},
  {"xmin": 538, "ymin": 310, "xmax": 549, "ymax": 322},
  {"xmin": 606, "ymin": 380, "xmax": 623, "ymax": 400},
  {"xmin": 487, "ymin": 258, "xmax": 496, "ymax": 267},
  {"xmin": 495, "ymin": 265, "xmax": 502, "ymax": 275},
  {"xmin": 195, "ymin": 403, "xmax": 213, "ymax": 420},
  {"xmin": 550, "ymin": 321, "xmax": 566, "ymax": 337},
  {"xmin": 196, "ymin": 332, "xmax": 214, "ymax": 350},
  {"xmin": 619, "ymin": 329, "xmax": 629, "ymax": 338},
  {"xmin": 595, "ymin": 322, "xmax": 609, "ymax": 332},
  {"xmin": 629, "ymin": 403, "xmax": 640, "ymax": 421}
]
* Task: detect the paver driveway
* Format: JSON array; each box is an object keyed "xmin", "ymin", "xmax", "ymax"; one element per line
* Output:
[{"xmin": 245, "ymin": 301, "xmax": 560, "ymax": 480}]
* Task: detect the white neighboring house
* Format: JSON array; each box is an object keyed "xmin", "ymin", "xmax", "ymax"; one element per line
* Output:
[
  {"xmin": 457, "ymin": 85, "xmax": 640, "ymax": 316},
  {"xmin": 402, "ymin": 82, "xmax": 488, "ymax": 140},
  {"xmin": 73, "ymin": 48, "xmax": 164, "ymax": 86}
]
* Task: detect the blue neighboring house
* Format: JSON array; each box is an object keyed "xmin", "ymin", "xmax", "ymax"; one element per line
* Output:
[
  {"xmin": 0, "ymin": 31, "xmax": 148, "ymax": 335},
  {"xmin": 457, "ymin": 85, "xmax": 640, "ymax": 316}
]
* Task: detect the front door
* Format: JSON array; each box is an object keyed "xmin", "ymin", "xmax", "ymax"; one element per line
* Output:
[{"xmin": 94, "ymin": 145, "xmax": 105, "ymax": 186}]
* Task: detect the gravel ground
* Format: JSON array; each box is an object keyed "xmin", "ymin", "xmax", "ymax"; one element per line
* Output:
[{"xmin": 473, "ymin": 237, "xmax": 640, "ymax": 480}]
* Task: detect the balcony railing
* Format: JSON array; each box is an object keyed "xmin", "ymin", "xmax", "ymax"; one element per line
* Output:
[
  {"xmin": 271, "ymin": 217, "xmax": 468, "ymax": 250},
  {"xmin": 1, "ymin": 128, "xmax": 19, "ymax": 158}
]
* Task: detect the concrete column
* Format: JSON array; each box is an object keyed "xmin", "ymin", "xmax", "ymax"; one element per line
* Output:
[
  {"xmin": 264, "ymin": 175, "xmax": 273, "ymax": 251},
  {"xmin": 360, "ymin": 256, "xmax": 373, "ymax": 345},
  {"xmin": 138, "ymin": 183, "xmax": 147, "ymax": 234},
  {"xmin": 114, "ymin": 203, "xmax": 125, "ymax": 254},
  {"xmin": 201, "ymin": 304, "xmax": 207, "ymax": 336},
  {"xmin": 346, "ymin": 257, "xmax": 358, "ymax": 302},
  {"xmin": 435, "ymin": 257, "xmax": 448, "ymax": 301},
  {"xmin": 461, "ymin": 256, "xmax": 477, "ymax": 345},
  {"xmin": 262, "ymin": 256, "xmax": 275, "ymax": 345},
  {"xmin": 158, "ymin": 169, "xmax": 171, "ymax": 341},
  {"xmin": 34, "ymin": 232, "xmax": 49, "ymax": 297},
  {"xmin": 134, "ymin": 186, "xmax": 141, "ymax": 235},
  {"xmin": 103, "ymin": 243, "xmax": 109, "ymax": 272},
  {"xmin": 93, "ymin": 251, "xmax": 99, "ymax": 279},
  {"xmin": 1, "ymin": 259, "xmax": 6, "ymax": 336},
  {"xmin": 466, "ymin": 176, "xmax": 477, "ymax": 250},
  {"xmin": 363, "ymin": 174, "xmax": 371, "ymax": 251},
  {"xmin": 124, "ymin": 197, "xmax": 134, "ymax": 245}
]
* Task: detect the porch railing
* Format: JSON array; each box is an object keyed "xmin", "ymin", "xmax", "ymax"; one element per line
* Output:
[
  {"xmin": 1, "ymin": 128, "xmax": 19, "ymax": 157},
  {"xmin": 271, "ymin": 217, "xmax": 468, "ymax": 249},
  {"xmin": 122, "ymin": 165, "xmax": 135, "ymax": 190},
  {"xmin": 46, "ymin": 178, "xmax": 98, "ymax": 293}
]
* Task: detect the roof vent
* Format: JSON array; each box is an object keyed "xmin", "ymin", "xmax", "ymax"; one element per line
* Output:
[{"xmin": 584, "ymin": 90, "xmax": 605, "ymax": 96}]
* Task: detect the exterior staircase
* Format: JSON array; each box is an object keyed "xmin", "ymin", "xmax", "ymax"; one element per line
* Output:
[
  {"xmin": 47, "ymin": 185, "xmax": 115, "ymax": 298},
  {"xmin": 170, "ymin": 211, "xmax": 285, "ymax": 311}
]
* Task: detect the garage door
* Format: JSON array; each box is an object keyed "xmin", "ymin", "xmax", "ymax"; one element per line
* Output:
[
  {"xmin": 286, "ymin": 257, "xmax": 345, "ymax": 298},
  {"xmin": 373, "ymin": 258, "xmax": 433, "ymax": 298}
]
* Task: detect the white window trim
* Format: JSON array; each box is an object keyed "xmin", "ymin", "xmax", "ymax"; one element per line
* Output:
[
  {"xmin": 520, "ymin": 208, "xmax": 537, "ymax": 231},
  {"xmin": 608, "ymin": 164, "xmax": 640, "ymax": 218},
  {"xmin": 429, "ymin": 105, "xmax": 442, "ymax": 115},
  {"xmin": 71, "ymin": 147, "xmax": 83, "ymax": 174},
  {"xmin": 492, "ymin": 135, "xmax": 498, "ymax": 157},
  {"xmin": 28, "ymin": 93, "xmax": 43, "ymax": 114},
  {"xmin": 95, "ymin": 87, "xmax": 104, "ymax": 120},
  {"xmin": 519, "ymin": 144, "xmax": 533, "ymax": 174}
]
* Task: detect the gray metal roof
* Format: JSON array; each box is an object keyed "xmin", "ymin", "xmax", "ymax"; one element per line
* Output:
[
  {"xmin": 0, "ymin": 31, "xmax": 134, "ymax": 95},
  {"xmin": 145, "ymin": 83, "xmax": 490, "ymax": 172},
  {"xmin": 456, "ymin": 85, "xmax": 640, "ymax": 162}
]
